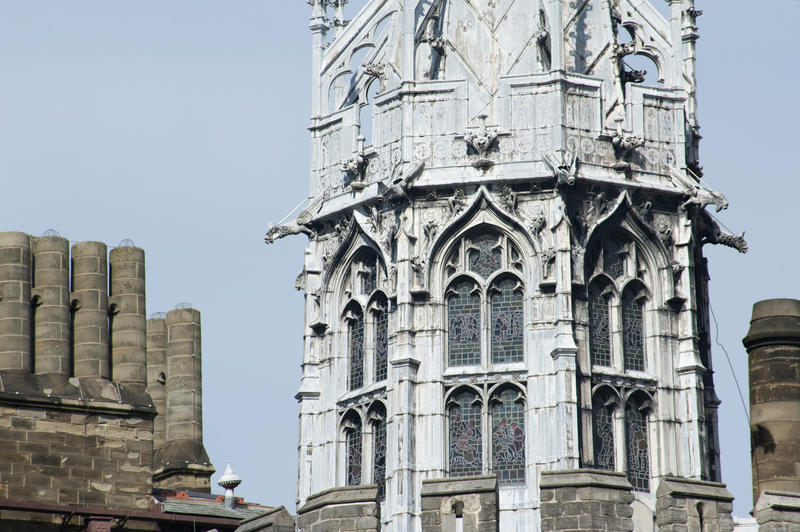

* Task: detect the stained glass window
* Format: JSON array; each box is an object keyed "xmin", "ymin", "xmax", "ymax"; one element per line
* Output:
[
  {"xmin": 448, "ymin": 281, "xmax": 481, "ymax": 366},
  {"xmin": 448, "ymin": 391, "xmax": 483, "ymax": 477},
  {"xmin": 468, "ymin": 234, "xmax": 502, "ymax": 279},
  {"xmin": 603, "ymin": 242, "xmax": 625, "ymax": 279},
  {"xmin": 622, "ymin": 291, "xmax": 645, "ymax": 371},
  {"xmin": 346, "ymin": 418, "xmax": 362, "ymax": 486},
  {"xmin": 373, "ymin": 417, "xmax": 386, "ymax": 498},
  {"xmin": 374, "ymin": 307, "xmax": 388, "ymax": 382},
  {"xmin": 348, "ymin": 308, "xmax": 364, "ymax": 390},
  {"xmin": 491, "ymin": 388, "xmax": 525, "ymax": 484},
  {"xmin": 588, "ymin": 285, "xmax": 611, "ymax": 367},
  {"xmin": 362, "ymin": 259, "xmax": 377, "ymax": 295},
  {"xmin": 491, "ymin": 279, "xmax": 524, "ymax": 364},
  {"xmin": 625, "ymin": 397, "xmax": 650, "ymax": 492},
  {"xmin": 592, "ymin": 395, "xmax": 616, "ymax": 471}
]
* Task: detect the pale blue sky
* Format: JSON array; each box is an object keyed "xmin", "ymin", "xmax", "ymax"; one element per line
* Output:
[{"xmin": 1, "ymin": 0, "xmax": 797, "ymax": 517}]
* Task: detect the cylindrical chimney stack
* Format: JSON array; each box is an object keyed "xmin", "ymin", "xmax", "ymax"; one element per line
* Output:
[
  {"xmin": 0, "ymin": 232, "xmax": 32, "ymax": 372},
  {"xmin": 165, "ymin": 307, "xmax": 203, "ymax": 446},
  {"xmin": 32, "ymin": 235, "xmax": 71, "ymax": 378},
  {"xmin": 109, "ymin": 244, "xmax": 146, "ymax": 386},
  {"xmin": 743, "ymin": 298, "xmax": 800, "ymax": 502},
  {"xmin": 146, "ymin": 315, "xmax": 168, "ymax": 450},
  {"xmin": 71, "ymin": 241, "xmax": 110, "ymax": 379}
]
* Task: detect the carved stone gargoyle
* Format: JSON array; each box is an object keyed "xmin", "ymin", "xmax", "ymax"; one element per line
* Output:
[
  {"xmin": 365, "ymin": 63, "xmax": 387, "ymax": 92},
  {"xmin": 611, "ymin": 131, "xmax": 644, "ymax": 171},
  {"xmin": 265, "ymin": 196, "xmax": 324, "ymax": 244},
  {"xmin": 543, "ymin": 149, "xmax": 577, "ymax": 188},
  {"xmin": 341, "ymin": 135, "xmax": 369, "ymax": 190},
  {"xmin": 464, "ymin": 114, "xmax": 499, "ymax": 170}
]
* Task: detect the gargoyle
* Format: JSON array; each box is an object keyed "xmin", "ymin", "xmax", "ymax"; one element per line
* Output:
[
  {"xmin": 623, "ymin": 69, "xmax": 647, "ymax": 84},
  {"xmin": 380, "ymin": 162, "xmax": 425, "ymax": 201},
  {"xmin": 265, "ymin": 196, "xmax": 323, "ymax": 244},
  {"xmin": 611, "ymin": 132, "xmax": 644, "ymax": 158},
  {"xmin": 543, "ymin": 149, "xmax": 577, "ymax": 188},
  {"xmin": 342, "ymin": 135, "xmax": 368, "ymax": 190},
  {"xmin": 365, "ymin": 63, "xmax": 387, "ymax": 92},
  {"xmin": 670, "ymin": 168, "xmax": 729, "ymax": 213},
  {"xmin": 690, "ymin": 206, "xmax": 748, "ymax": 254},
  {"xmin": 465, "ymin": 114, "xmax": 499, "ymax": 170}
]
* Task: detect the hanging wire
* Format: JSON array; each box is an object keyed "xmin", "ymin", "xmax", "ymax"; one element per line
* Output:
[
  {"xmin": 277, "ymin": 197, "xmax": 310, "ymax": 225},
  {"xmin": 709, "ymin": 302, "xmax": 750, "ymax": 425}
]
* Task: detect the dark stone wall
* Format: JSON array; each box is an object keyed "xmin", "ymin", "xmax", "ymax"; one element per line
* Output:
[
  {"xmin": 655, "ymin": 477, "xmax": 734, "ymax": 532},
  {"xmin": 297, "ymin": 485, "xmax": 380, "ymax": 532},
  {"xmin": 539, "ymin": 469, "xmax": 633, "ymax": 532},
  {"xmin": 420, "ymin": 475, "xmax": 498, "ymax": 532},
  {"xmin": 0, "ymin": 380, "xmax": 155, "ymax": 514}
]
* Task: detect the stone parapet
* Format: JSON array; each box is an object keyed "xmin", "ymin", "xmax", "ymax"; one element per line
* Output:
[
  {"xmin": 235, "ymin": 506, "xmax": 296, "ymax": 532},
  {"xmin": 420, "ymin": 475, "xmax": 498, "ymax": 532},
  {"xmin": 754, "ymin": 490, "xmax": 800, "ymax": 531},
  {"xmin": 655, "ymin": 477, "xmax": 734, "ymax": 532},
  {"xmin": 297, "ymin": 485, "xmax": 379, "ymax": 532},
  {"xmin": 539, "ymin": 469, "xmax": 634, "ymax": 532}
]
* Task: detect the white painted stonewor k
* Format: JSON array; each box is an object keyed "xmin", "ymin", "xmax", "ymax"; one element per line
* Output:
[{"xmin": 266, "ymin": 1, "xmax": 744, "ymax": 530}]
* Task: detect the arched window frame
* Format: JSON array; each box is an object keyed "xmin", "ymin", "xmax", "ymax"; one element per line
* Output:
[
  {"xmin": 443, "ymin": 228, "xmax": 526, "ymax": 370},
  {"xmin": 339, "ymin": 248, "xmax": 390, "ymax": 394},
  {"xmin": 444, "ymin": 383, "xmax": 527, "ymax": 486},
  {"xmin": 586, "ymin": 236, "xmax": 652, "ymax": 375},
  {"xmin": 339, "ymin": 410, "xmax": 364, "ymax": 487},
  {"xmin": 339, "ymin": 401, "xmax": 389, "ymax": 489},
  {"xmin": 587, "ymin": 385, "xmax": 655, "ymax": 492},
  {"xmin": 366, "ymin": 402, "xmax": 388, "ymax": 497}
]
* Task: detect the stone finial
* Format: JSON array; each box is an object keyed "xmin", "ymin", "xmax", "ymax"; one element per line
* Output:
[{"xmin": 218, "ymin": 461, "xmax": 243, "ymax": 509}]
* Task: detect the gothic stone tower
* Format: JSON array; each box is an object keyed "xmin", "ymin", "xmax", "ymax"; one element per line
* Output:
[{"xmin": 267, "ymin": 0, "xmax": 746, "ymax": 530}]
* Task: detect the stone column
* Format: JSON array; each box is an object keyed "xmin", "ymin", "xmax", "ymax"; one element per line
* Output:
[
  {"xmin": 420, "ymin": 476, "xmax": 498, "ymax": 532},
  {"xmin": 0, "ymin": 232, "xmax": 32, "ymax": 372},
  {"xmin": 109, "ymin": 245, "xmax": 146, "ymax": 386},
  {"xmin": 31, "ymin": 235, "xmax": 71, "ymax": 378},
  {"xmin": 71, "ymin": 241, "xmax": 110, "ymax": 379},
  {"xmin": 146, "ymin": 315, "xmax": 167, "ymax": 450},
  {"xmin": 743, "ymin": 299, "xmax": 800, "ymax": 501},
  {"xmin": 165, "ymin": 308, "xmax": 203, "ymax": 445},
  {"xmin": 539, "ymin": 469, "xmax": 634, "ymax": 532},
  {"xmin": 655, "ymin": 477, "xmax": 734, "ymax": 532}
]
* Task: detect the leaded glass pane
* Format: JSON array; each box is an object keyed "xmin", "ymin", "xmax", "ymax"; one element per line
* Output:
[
  {"xmin": 603, "ymin": 243, "xmax": 625, "ymax": 279},
  {"xmin": 374, "ymin": 308, "xmax": 388, "ymax": 382},
  {"xmin": 346, "ymin": 421, "xmax": 362, "ymax": 486},
  {"xmin": 625, "ymin": 399, "xmax": 650, "ymax": 492},
  {"xmin": 362, "ymin": 260, "xmax": 377, "ymax": 295},
  {"xmin": 349, "ymin": 308, "xmax": 364, "ymax": 390},
  {"xmin": 491, "ymin": 389, "xmax": 525, "ymax": 484},
  {"xmin": 448, "ymin": 391, "xmax": 483, "ymax": 477},
  {"xmin": 622, "ymin": 293, "xmax": 645, "ymax": 371},
  {"xmin": 373, "ymin": 418, "xmax": 386, "ymax": 498},
  {"xmin": 468, "ymin": 234, "xmax": 502, "ymax": 279},
  {"xmin": 491, "ymin": 279, "xmax": 524, "ymax": 364},
  {"xmin": 448, "ymin": 281, "xmax": 480, "ymax": 366},
  {"xmin": 588, "ymin": 286, "xmax": 611, "ymax": 367},
  {"xmin": 592, "ymin": 397, "xmax": 615, "ymax": 471}
]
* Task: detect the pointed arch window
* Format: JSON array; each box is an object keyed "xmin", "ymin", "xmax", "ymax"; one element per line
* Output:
[
  {"xmin": 448, "ymin": 390, "xmax": 483, "ymax": 477},
  {"xmin": 344, "ymin": 415, "xmax": 363, "ymax": 486},
  {"xmin": 585, "ymin": 237, "xmax": 648, "ymax": 373},
  {"xmin": 622, "ymin": 288, "xmax": 645, "ymax": 372},
  {"xmin": 491, "ymin": 388, "xmax": 525, "ymax": 484},
  {"xmin": 372, "ymin": 413, "xmax": 387, "ymax": 498},
  {"xmin": 348, "ymin": 307, "xmax": 365, "ymax": 390},
  {"xmin": 592, "ymin": 392, "xmax": 616, "ymax": 471},
  {"xmin": 491, "ymin": 278, "xmax": 524, "ymax": 364},
  {"xmin": 448, "ymin": 280, "xmax": 481, "ymax": 367},
  {"xmin": 374, "ymin": 303, "xmax": 388, "ymax": 382},
  {"xmin": 625, "ymin": 395, "xmax": 651, "ymax": 492},
  {"xmin": 444, "ymin": 229, "xmax": 526, "ymax": 368}
]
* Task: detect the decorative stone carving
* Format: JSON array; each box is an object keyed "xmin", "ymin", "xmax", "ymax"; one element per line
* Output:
[
  {"xmin": 464, "ymin": 115, "xmax": 499, "ymax": 170},
  {"xmin": 448, "ymin": 189, "xmax": 467, "ymax": 216},
  {"xmin": 365, "ymin": 63, "xmax": 387, "ymax": 91},
  {"xmin": 543, "ymin": 149, "xmax": 577, "ymax": 188},
  {"xmin": 342, "ymin": 135, "xmax": 368, "ymax": 190},
  {"xmin": 611, "ymin": 131, "xmax": 644, "ymax": 171},
  {"xmin": 499, "ymin": 185, "xmax": 518, "ymax": 215}
]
